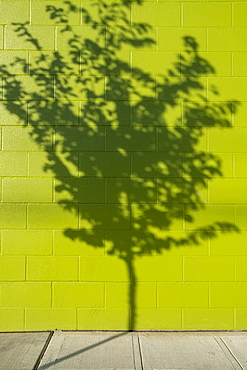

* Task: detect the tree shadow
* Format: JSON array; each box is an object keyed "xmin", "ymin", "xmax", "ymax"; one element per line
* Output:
[{"xmin": 0, "ymin": 0, "xmax": 239, "ymax": 330}]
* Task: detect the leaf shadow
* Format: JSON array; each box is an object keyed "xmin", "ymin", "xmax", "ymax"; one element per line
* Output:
[{"xmin": 0, "ymin": 0, "xmax": 240, "ymax": 330}]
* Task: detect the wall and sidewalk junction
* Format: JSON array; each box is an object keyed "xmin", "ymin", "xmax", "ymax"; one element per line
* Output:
[{"xmin": 0, "ymin": 0, "xmax": 247, "ymax": 331}]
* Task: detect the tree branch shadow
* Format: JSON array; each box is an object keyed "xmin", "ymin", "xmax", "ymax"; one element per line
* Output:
[{"xmin": 0, "ymin": 0, "xmax": 240, "ymax": 330}]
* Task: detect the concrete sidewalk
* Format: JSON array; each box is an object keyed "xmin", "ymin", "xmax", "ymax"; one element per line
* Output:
[{"xmin": 1, "ymin": 331, "xmax": 247, "ymax": 370}]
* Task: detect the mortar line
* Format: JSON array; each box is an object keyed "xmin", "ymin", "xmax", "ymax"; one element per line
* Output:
[
  {"xmin": 29, "ymin": 0, "xmax": 32, "ymax": 25},
  {"xmin": 3, "ymin": 26, "xmax": 6, "ymax": 50},
  {"xmin": 181, "ymin": 2, "xmax": 184, "ymax": 27}
]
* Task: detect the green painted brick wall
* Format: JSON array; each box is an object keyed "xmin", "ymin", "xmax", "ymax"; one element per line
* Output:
[{"xmin": 0, "ymin": 0, "xmax": 247, "ymax": 331}]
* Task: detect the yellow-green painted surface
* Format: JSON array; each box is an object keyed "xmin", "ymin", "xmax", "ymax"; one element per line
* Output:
[{"xmin": 0, "ymin": 0, "xmax": 247, "ymax": 331}]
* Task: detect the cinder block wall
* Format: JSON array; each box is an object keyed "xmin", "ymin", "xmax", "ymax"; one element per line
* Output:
[{"xmin": 0, "ymin": 0, "xmax": 247, "ymax": 331}]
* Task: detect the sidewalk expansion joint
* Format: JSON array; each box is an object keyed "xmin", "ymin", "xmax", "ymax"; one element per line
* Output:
[{"xmin": 33, "ymin": 331, "xmax": 54, "ymax": 370}]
